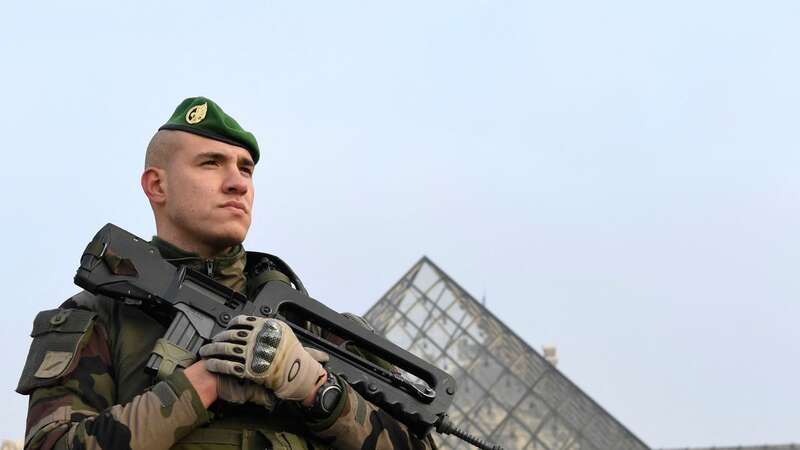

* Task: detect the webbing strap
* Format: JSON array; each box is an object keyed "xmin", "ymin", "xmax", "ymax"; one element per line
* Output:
[
  {"xmin": 247, "ymin": 269, "xmax": 292, "ymax": 296},
  {"xmin": 150, "ymin": 338, "xmax": 198, "ymax": 380}
]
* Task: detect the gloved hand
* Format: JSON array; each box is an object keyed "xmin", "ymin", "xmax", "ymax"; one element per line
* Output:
[
  {"xmin": 216, "ymin": 375, "xmax": 277, "ymax": 409},
  {"xmin": 199, "ymin": 316, "xmax": 326, "ymax": 402},
  {"xmin": 214, "ymin": 345, "xmax": 328, "ymax": 407}
]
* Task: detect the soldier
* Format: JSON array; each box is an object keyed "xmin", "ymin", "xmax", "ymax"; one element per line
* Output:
[{"xmin": 18, "ymin": 97, "xmax": 437, "ymax": 450}]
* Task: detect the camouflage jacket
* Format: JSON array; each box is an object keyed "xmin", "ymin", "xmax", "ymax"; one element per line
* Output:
[{"xmin": 18, "ymin": 241, "xmax": 437, "ymax": 450}]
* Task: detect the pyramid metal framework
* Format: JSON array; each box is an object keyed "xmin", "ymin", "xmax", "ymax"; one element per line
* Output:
[{"xmin": 363, "ymin": 257, "xmax": 651, "ymax": 450}]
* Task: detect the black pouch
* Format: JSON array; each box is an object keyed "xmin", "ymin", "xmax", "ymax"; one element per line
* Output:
[{"xmin": 16, "ymin": 308, "xmax": 98, "ymax": 395}]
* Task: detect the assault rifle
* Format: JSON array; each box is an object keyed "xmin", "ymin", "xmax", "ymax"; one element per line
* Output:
[{"xmin": 74, "ymin": 224, "xmax": 503, "ymax": 450}]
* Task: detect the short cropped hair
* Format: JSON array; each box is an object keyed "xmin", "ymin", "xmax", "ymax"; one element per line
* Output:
[{"xmin": 144, "ymin": 130, "xmax": 181, "ymax": 169}]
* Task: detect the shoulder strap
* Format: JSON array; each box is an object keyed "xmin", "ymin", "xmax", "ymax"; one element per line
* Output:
[
  {"xmin": 245, "ymin": 251, "xmax": 308, "ymax": 297},
  {"xmin": 60, "ymin": 290, "xmax": 119, "ymax": 343}
]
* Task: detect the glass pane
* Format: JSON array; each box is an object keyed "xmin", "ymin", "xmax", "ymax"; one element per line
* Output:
[
  {"xmin": 494, "ymin": 372, "xmax": 528, "ymax": 409},
  {"xmin": 425, "ymin": 280, "xmax": 446, "ymax": 303},
  {"xmin": 467, "ymin": 318, "xmax": 492, "ymax": 345},
  {"xmin": 408, "ymin": 336, "xmax": 442, "ymax": 362},
  {"xmin": 379, "ymin": 277, "xmax": 411, "ymax": 306},
  {"xmin": 435, "ymin": 354, "xmax": 463, "ymax": 377},
  {"xmin": 491, "ymin": 417, "xmax": 532, "ymax": 450},
  {"xmin": 534, "ymin": 371, "xmax": 570, "ymax": 408},
  {"xmin": 368, "ymin": 302, "xmax": 398, "ymax": 334},
  {"xmin": 411, "ymin": 262, "xmax": 440, "ymax": 292},
  {"xmin": 399, "ymin": 315, "xmax": 420, "ymax": 335},
  {"xmin": 435, "ymin": 287, "xmax": 457, "ymax": 311},
  {"xmin": 537, "ymin": 415, "xmax": 575, "ymax": 450},
  {"xmin": 512, "ymin": 353, "xmax": 548, "ymax": 388},
  {"xmin": 384, "ymin": 321, "xmax": 416, "ymax": 349},
  {"xmin": 473, "ymin": 395, "xmax": 507, "ymax": 435},
  {"xmin": 514, "ymin": 392, "xmax": 550, "ymax": 432},
  {"xmin": 427, "ymin": 315, "xmax": 459, "ymax": 349},
  {"xmin": 558, "ymin": 391, "xmax": 596, "ymax": 430},
  {"xmin": 583, "ymin": 414, "xmax": 623, "ymax": 450},
  {"xmin": 395, "ymin": 290, "xmax": 419, "ymax": 313},
  {"xmin": 434, "ymin": 435, "xmax": 460, "ymax": 450},
  {"xmin": 421, "ymin": 302, "xmax": 445, "ymax": 329},
  {"xmin": 406, "ymin": 299, "xmax": 434, "ymax": 327},
  {"xmin": 445, "ymin": 299, "xmax": 474, "ymax": 327},
  {"xmin": 446, "ymin": 403, "xmax": 466, "ymax": 425},
  {"xmin": 567, "ymin": 439, "xmax": 597, "ymax": 450},
  {"xmin": 527, "ymin": 438, "xmax": 550, "ymax": 450},
  {"xmin": 470, "ymin": 354, "xmax": 505, "ymax": 390},
  {"xmin": 618, "ymin": 438, "xmax": 649, "ymax": 450},
  {"xmin": 489, "ymin": 334, "xmax": 525, "ymax": 368},
  {"xmin": 451, "ymin": 333, "xmax": 481, "ymax": 367},
  {"xmin": 453, "ymin": 375, "xmax": 486, "ymax": 413}
]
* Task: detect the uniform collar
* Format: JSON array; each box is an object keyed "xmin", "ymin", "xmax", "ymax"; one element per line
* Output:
[{"xmin": 150, "ymin": 236, "xmax": 247, "ymax": 294}]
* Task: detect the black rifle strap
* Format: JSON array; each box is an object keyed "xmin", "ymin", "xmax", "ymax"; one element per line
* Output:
[{"xmin": 246, "ymin": 252, "xmax": 308, "ymax": 297}]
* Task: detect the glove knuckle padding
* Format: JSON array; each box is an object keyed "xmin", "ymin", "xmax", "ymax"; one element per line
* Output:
[{"xmin": 250, "ymin": 319, "xmax": 283, "ymax": 374}]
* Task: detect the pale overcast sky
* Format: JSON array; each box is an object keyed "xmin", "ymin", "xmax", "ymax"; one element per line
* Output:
[{"xmin": 1, "ymin": 1, "xmax": 798, "ymax": 447}]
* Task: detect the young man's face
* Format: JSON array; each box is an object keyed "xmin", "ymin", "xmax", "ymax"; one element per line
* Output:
[{"xmin": 160, "ymin": 132, "xmax": 255, "ymax": 250}]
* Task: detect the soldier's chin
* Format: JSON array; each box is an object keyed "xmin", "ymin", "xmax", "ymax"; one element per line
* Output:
[{"xmin": 208, "ymin": 226, "xmax": 248, "ymax": 248}]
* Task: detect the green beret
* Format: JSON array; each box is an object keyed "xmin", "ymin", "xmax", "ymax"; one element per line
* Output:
[{"xmin": 159, "ymin": 96, "xmax": 260, "ymax": 164}]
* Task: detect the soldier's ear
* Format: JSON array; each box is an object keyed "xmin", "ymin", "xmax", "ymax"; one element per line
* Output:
[{"xmin": 141, "ymin": 167, "xmax": 168, "ymax": 205}]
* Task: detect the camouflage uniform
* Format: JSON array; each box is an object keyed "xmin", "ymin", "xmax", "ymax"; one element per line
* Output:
[{"xmin": 19, "ymin": 239, "xmax": 438, "ymax": 450}]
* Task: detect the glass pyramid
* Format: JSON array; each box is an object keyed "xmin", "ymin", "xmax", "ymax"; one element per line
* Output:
[{"xmin": 363, "ymin": 257, "xmax": 651, "ymax": 450}]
